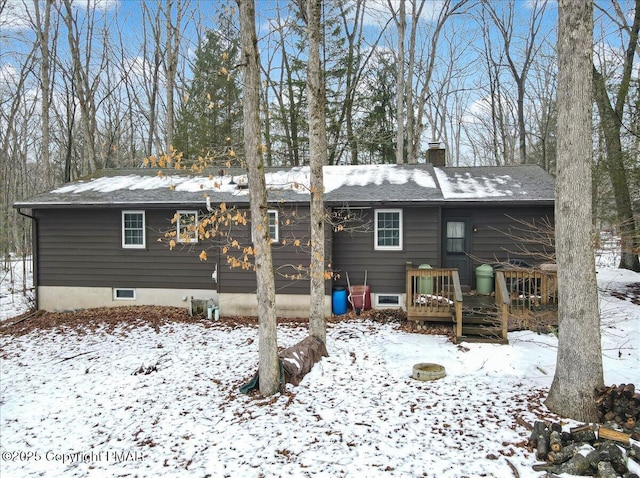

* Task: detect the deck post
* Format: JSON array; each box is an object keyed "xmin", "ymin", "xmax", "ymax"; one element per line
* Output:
[
  {"xmin": 452, "ymin": 270, "xmax": 463, "ymax": 339},
  {"xmin": 405, "ymin": 261, "xmax": 413, "ymax": 313},
  {"xmin": 495, "ymin": 271, "xmax": 511, "ymax": 344},
  {"xmin": 405, "ymin": 267, "xmax": 462, "ymax": 324}
]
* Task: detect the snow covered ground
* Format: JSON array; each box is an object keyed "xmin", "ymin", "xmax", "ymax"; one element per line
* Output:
[
  {"xmin": 0, "ymin": 256, "xmax": 33, "ymax": 322},
  {"xmin": 0, "ymin": 247, "xmax": 638, "ymax": 478}
]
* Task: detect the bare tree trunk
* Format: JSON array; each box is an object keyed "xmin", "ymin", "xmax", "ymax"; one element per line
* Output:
[
  {"xmin": 479, "ymin": 10, "xmax": 505, "ymax": 165},
  {"xmin": 237, "ymin": 0, "xmax": 280, "ymax": 397},
  {"xmin": 141, "ymin": 1, "xmax": 162, "ymax": 157},
  {"xmin": 392, "ymin": 0, "xmax": 405, "ymax": 164},
  {"xmin": 31, "ymin": 0, "xmax": 54, "ymax": 187},
  {"xmin": 60, "ymin": 0, "xmax": 100, "ymax": 174},
  {"xmin": 594, "ymin": 69, "xmax": 640, "ymax": 271},
  {"xmin": 403, "ymin": 0, "xmax": 424, "ymax": 164},
  {"xmin": 262, "ymin": 5, "xmax": 302, "ymax": 167},
  {"xmin": 64, "ymin": 96, "xmax": 76, "ymax": 183},
  {"xmin": 163, "ymin": 0, "xmax": 185, "ymax": 152},
  {"xmin": 592, "ymin": 0, "xmax": 640, "ymax": 272},
  {"xmin": 338, "ymin": 0, "xmax": 364, "ymax": 165},
  {"xmin": 326, "ymin": 0, "xmax": 388, "ymax": 166},
  {"xmin": 283, "ymin": 48, "xmax": 301, "ymax": 166},
  {"xmin": 483, "ymin": 0, "xmax": 548, "ymax": 165},
  {"xmin": 259, "ymin": 75, "xmax": 273, "ymax": 167},
  {"xmin": 546, "ymin": 0, "xmax": 603, "ymax": 422},
  {"xmin": 306, "ymin": 0, "xmax": 327, "ymax": 344},
  {"xmin": 411, "ymin": 0, "xmax": 468, "ymax": 164},
  {"xmin": 113, "ymin": 18, "xmax": 142, "ymax": 165},
  {"xmin": 527, "ymin": 48, "xmax": 557, "ymax": 174},
  {"xmin": 0, "ymin": 43, "xmax": 37, "ymax": 259}
]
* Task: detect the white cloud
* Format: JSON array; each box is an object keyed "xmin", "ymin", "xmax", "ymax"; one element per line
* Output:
[
  {"xmin": 463, "ymin": 95, "xmax": 491, "ymax": 124},
  {"xmin": 360, "ymin": 0, "xmax": 445, "ymax": 27},
  {"xmin": 0, "ymin": 63, "xmax": 20, "ymax": 86},
  {"xmin": 0, "ymin": 0, "xmax": 119, "ymax": 32},
  {"xmin": 88, "ymin": 0, "xmax": 119, "ymax": 12},
  {"xmin": 66, "ymin": 0, "xmax": 120, "ymax": 13},
  {"xmin": 0, "ymin": 0, "xmax": 33, "ymax": 31},
  {"xmin": 523, "ymin": 0, "xmax": 557, "ymax": 9}
]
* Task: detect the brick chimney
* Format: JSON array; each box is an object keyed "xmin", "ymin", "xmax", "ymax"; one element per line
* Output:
[{"xmin": 427, "ymin": 142, "xmax": 446, "ymax": 167}]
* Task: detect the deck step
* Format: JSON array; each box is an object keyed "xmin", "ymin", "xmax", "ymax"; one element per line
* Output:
[
  {"xmin": 461, "ymin": 306, "xmax": 497, "ymax": 314},
  {"xmin": 461, "ymin": 325, "xmax": 502, "ymax": 336},
  {"xmin": 456, "ymin": 335, "xmax": 508, "ymax": 345},
  {"xmin": 460, "ymin": 314, "xmax": 500, "ymax": 325},
  {"xmin": 457, "ymin": 311, "xmax": 508, "ymax": 344}
]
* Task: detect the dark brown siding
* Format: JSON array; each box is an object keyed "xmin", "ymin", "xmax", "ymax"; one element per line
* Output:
[
  {"xmin": 35, "ymin": 208, "xmax": 219, "ymax": 289},
  {"xmin": 331, "ymin": 207, "xmax": 440, "ymax": 294},
  {"xmin": 36, "ymin": 205, "xmax": 328, "ymax": 295},
  {"xmin": 442, "ymin": 205, "xmax": 555, "ymax": 273},
  {"xmin": 34, "ymin": 204, "xmax": 552, "ymax": 296},
  {"xmin": 218, "ymin": 205, "xmax": 332, "ymax": 295}
]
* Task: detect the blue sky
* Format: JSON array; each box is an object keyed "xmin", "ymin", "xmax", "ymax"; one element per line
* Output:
[
  {"xmin": 0, "ymin": 0, "xmax": 561, "ymax": 167},
  {"xmin": 2, "ymin": 0, "xmax": 635, "ymax": 167}
]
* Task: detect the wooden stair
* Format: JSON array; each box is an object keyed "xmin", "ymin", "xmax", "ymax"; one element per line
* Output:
[
  {"xmin": 455, "ymin": 302, "xmax": 508, "ymax": 344},
  {"xmin": 459, "ymin": 312, "xmax": 506, "ymax": 344},
  {"xmin": 406, "ymin": 267, "xmax": 558, "ymax": 345}
]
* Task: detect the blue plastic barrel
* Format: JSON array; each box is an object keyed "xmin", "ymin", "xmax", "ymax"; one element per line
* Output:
[{"xmin": 332, "ymin": 286, "xmax": 348, "ymax": 315}]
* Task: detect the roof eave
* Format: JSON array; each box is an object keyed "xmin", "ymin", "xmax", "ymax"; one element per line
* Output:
[{"xmin": 15, "ymin": 197, "xmax": 555, "ymax": 210}]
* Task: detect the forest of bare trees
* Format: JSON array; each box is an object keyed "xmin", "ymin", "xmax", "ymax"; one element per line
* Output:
[{"xmin": 1, "ymin": 0, "xmax": 638, "ymax": 269}]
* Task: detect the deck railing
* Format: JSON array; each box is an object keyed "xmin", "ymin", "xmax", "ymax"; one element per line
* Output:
[
  {"xmin": 405, "ymin": 264, "xmax": 557, "ymax": 344},
  {"xmin": 494, "ymin": 271, "xmax": 511, "ymax": 343},
  {"xmin": 499, "ymin": 267, "xmax": 558, "ymax": 314},
  {"xmin": 405, "ymin": 264, "xmax": 462, "ymax": 328}
]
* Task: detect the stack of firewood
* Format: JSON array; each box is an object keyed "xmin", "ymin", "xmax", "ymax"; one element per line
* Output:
[
  {"xmin": 529, "ymin": 421, "xmax": 640, "ymax": 477},
  {"xmin": 596, "ymin": 383, "xmax": 639, "ymax": 430}
]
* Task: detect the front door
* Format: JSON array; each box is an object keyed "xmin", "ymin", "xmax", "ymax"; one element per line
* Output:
[{"xmin": 443, "ymin": 219, "xmax": 471, "ymax": 286}]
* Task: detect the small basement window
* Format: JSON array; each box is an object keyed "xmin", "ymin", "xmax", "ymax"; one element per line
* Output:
[
  {"xmin": 374, "ymin": 293, "xmax": 402, "ymax": 307},
  {"xmin": 113, "ymin": 288, "xmax": 136, "ymax": 300}
]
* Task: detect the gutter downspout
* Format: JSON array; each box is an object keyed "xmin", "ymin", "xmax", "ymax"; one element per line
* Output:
[{"xmin": 16, "ymin": 208, "xmax": 38, "ymax": 310}]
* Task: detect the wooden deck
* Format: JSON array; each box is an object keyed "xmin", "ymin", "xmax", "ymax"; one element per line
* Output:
[
  {"xmin": 406, "ymin": 264, "xmax": 558, "ymax": 344},
  {"xmin": 405, "ymin": 265, "xmax": 462, "ymax": 322}
]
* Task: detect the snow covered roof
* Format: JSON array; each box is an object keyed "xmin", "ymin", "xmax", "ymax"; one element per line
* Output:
[{"xmin": 13, "ymin": 163, "xmax": 554, "ymax": 209}]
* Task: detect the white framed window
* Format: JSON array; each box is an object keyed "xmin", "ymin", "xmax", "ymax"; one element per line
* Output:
[
  {"xmin": 446, "ymin": 221, "xmax": 466, "ymax": 253},
  {"xmin": 374, "ymin": 209, "xmax": 403, "ymax": 250},
  {"xmin": 177, "ymin": 210, "xmax": 199, "ymax": 244},
  {"xmin": 252, "ymin": 209, "xmax": 279, "ymax": 243},
  {"xmin": 374, "ymin": 293, "xmax": 402, "ymax": 307},
  {"xmin": 122, "ymin": 211, "xmax": 146, "ymax": 249},
  {"xmin": 113, "ymin": 288, "xmax": 136, "ymax": 300},
  {"xmin": 267, "ymin": 210, "xmax": 279, "ymax": 243}
]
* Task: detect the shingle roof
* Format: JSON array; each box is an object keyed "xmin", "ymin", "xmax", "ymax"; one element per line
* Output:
[
  {"xmin": 13, "ymin": 163, "xmax": 554, "ymax": 209},
  {"xmin": 433, "ymin": 165, "xmax": 555, "ymax": 202}
]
